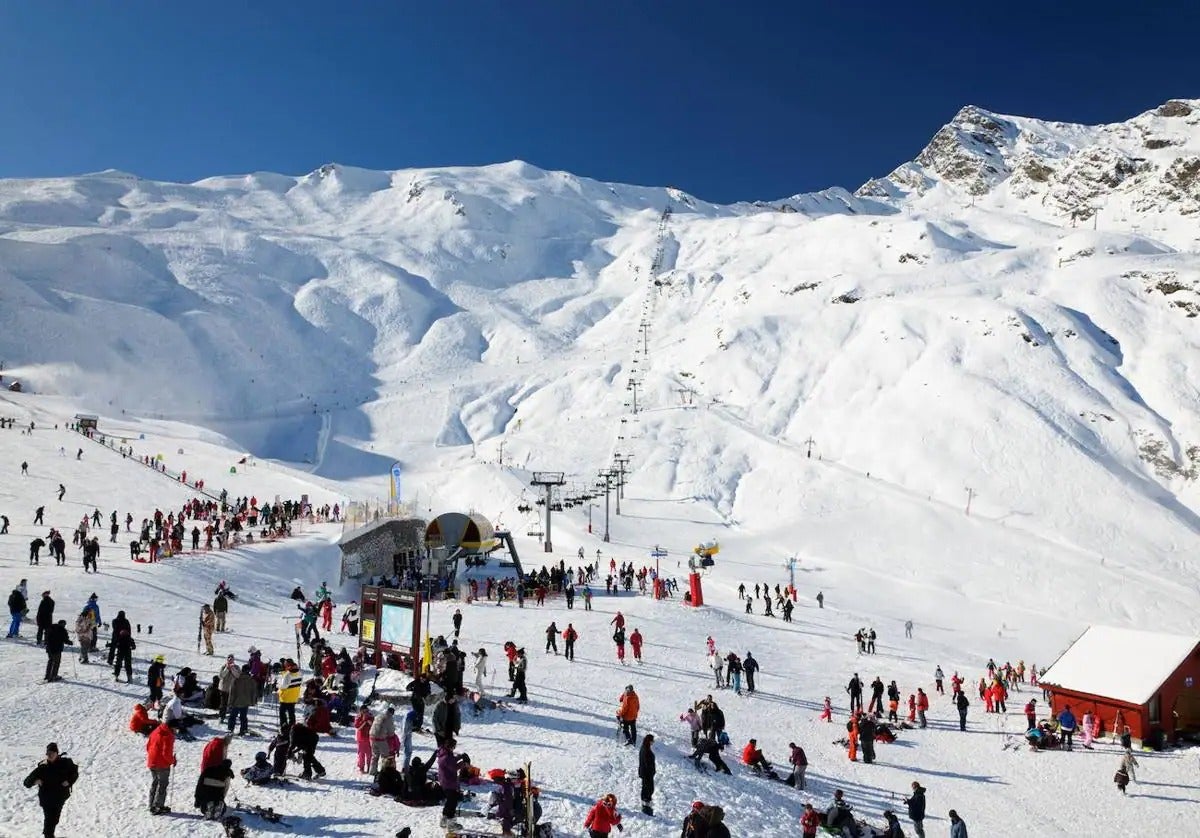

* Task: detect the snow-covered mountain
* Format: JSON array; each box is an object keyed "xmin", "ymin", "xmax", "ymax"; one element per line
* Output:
[{"xmin": 0, "ymin": 100, "xmax": 1197, "ymax": 631}]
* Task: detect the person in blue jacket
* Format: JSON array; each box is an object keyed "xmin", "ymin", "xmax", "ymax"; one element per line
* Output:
[
  {"xmin": 1057, "ymin": 705, "xmax": 1077, "ymax": 751},
  {"xmin": 82, "ymin": 594, "xmax": 101, "ymax": 651}
]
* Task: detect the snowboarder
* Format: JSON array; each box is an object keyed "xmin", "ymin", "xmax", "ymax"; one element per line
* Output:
[{"xmin": 23, "ymin": 742, "xmax": 78, "ymax": 838}]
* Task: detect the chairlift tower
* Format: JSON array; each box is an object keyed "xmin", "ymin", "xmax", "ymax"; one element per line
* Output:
[
  {"xmin": 530, "ymin": 471, "xmax": 565, "ymax": 552},
  {"xmin": 613, "ymin": 455, "xmax": 632, "ymax": 511},
  {"xmin": 598, "ymin": 469, "xmax": 618, "ymax": 542}
]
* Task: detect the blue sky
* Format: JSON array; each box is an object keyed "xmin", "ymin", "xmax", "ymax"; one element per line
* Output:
[{"xmin": 1, "ymin": 2, "xmax": 1197, "ymax": 203}]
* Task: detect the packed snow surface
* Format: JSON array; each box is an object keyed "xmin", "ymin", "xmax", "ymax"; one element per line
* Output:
[{"xmin": 1, "ymin": 99, "xmax": 1199, "ymax": 837}]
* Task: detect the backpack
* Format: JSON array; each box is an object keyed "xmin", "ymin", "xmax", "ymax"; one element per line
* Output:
[{"xmin": 716, "ymin": 730, "xmax": 730, "ymax": 747}]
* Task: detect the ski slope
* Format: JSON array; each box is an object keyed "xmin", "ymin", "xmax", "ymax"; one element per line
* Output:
[
  {"xmin": 0, "ymin": 98, "xmax": 1198, "ymax": 837},
  {"xmin": 1, "ymin": 396, "xmax": 1198, "ymax": 838}
]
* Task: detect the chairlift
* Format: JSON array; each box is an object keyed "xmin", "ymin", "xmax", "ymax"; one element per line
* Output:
[{"xmin": 535, "ymin": 498, "xmax": 546, "ymax": 507}]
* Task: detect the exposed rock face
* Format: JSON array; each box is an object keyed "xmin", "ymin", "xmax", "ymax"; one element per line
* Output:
[{"xmin": 856, "ymin": 99, "xmax": 1200, "ymax": 227}]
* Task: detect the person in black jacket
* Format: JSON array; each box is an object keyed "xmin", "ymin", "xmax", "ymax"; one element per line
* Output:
[
  {"xmin": 432, "ymin": 690, "xmax": 461, "ymax": 747},
  {"xmin": 108, "ymin": 610, "xmax": 131, "ymax": 662},
  {"xmin": 847, "ymin": 674, "xmax": 863, "ymax": 713},
  {"xmin": 407, "ymin": 673, "xmax": 431, "ymax": 730},
  {"xmin": 742, "ymin": 652, "xmax": 760, "ymax": 694},
  {"xmin": 111, "ymin": 630, "xmax": 135, "ymax": 682},
  {"xmin": 36, "ymin": 592, "xmax": 55, "ymax": 646},
  {"xmin": 44, "ymin": 620, "xmax": 70, "ymax": 682},
  {"xmin": 194, "ymin": 758, "xmax": 234, "ymax": 820},
  {"xmin": 689, "ymin": 732, "xmax": 731, "ymax": 774},
  {"xmin": 955, "ymin": 691, "xmax": 970, "ymax": 731},
  {"xmin": 8, "ymin": 587, "xmax": 28, "ymax": 638},
  {"xmin": 23, "ymin": 742, "xmax": 78, "ymax": 837},
  {"xmin": 905, "ymin": 781, "xmax": 926, "ymax": 838},
  {"xmin": 290, "ymin": 720, "xmax": 325, "ymax": 779},
  {"xmin": 858, "ymin": 715, "xmax": 877, "ymax": 764},
  {"xmin": 638, "ymin": 734, "xmax": 656, "ymax": 815}
]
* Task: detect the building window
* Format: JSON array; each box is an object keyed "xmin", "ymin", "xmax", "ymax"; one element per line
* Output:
[{"xmin": 1149, "ymin": 693, "xmax": 1161, "ymax": 724}]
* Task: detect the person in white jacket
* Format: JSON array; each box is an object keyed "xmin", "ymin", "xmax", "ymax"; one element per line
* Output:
[
  {"xmin": 709, "ymin": 651, "xmax": 724, "ymax": 688},
  {"xmin": 472, "ymin": 649, "xmax": 489, "ymax": 696},
  {"xmin": 368, "ymin": 706, "xmax": 397, "ymax": 774}
]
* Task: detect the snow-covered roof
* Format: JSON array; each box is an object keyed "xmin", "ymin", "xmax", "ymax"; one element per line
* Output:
[{"xmin": 1040, "ymin": 626, "xmax": 1199, "ymax": 705}]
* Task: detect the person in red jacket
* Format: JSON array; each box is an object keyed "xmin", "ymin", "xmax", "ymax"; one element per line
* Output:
[
  {"xmin": 629, "ymin": 629, "xmax": 643, "ymax": 663},
  {"xmin": 200, "ymin": 734, "xmax": 230, "ymax": 772},
  {"xmin": 584, "ymin": 793, "xmax": 622, "ymax": 837},
  {"xmin": 146, "ymin": 723, "xmax": 177, "ymax": 815},
  {"xmin": 800, "ymin": 802, "xmax": 821, "ymax": 837}
]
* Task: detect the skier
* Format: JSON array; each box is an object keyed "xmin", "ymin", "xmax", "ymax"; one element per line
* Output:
[
  {"xmin": 617, "ymin": 684, "xmax": 640, "ymax": 745},
  {"xmin": 226, "ymin": 667, "xmax": 255, "ymax": 736},
  {"xmin": 545, "ymin": 622, "xmax": 559, "ymax": 654},
  {"xmin": 816, "ymin": 591, "xmax": 824, "ymax": 608},
  {"xmin": 23, "ymin": 742, "xmax": 78, "ymax": 838},
  {"xmin": 451, "ymin": 608, "xmax": 463, "ymax": 639},
  {"xmin": 680, "ymin": 707, "xmax": 701, "ymax": 748},
  {"xmin": 57, "ymin": 485, "xmax": 65, "ymax": 502},
  {"xmin": 916, "ymin": 688, "xmax": 929, "ymax": 728},
  {"xmin": 867, "ymin": 628, "xmax": 877, "ymax": 654},
  {"xmin": 726, "ymin": 653, "xmax": 743, "ymax": 694},
  {"xmin": 34, "ymin": 506, "xmax": 45, "ymax": 525},
  {"xmin": 435, "ymin": 739, "xmax": 464, "ymax": 828},
  {"xmin": 630, "ymin": 628, "xmax": 643, "ymax": 663},
  {"xmin": 904, "ymin": 620, "xmax": 913, "ymax": 639},
  {"xmin": 820, "ymin": 696, "xmax": 833, "ymax": 722},
  {"xmin": 146, "ymin": 722, "xmax": 176, "ymax": 815},
  {"xmin": 690, "ymin": 731, "xmax": 732, "ymax": 774},
  {"xmin": 276, "ymin": 660, "xmax": 302, "ymax": 729},
  {"xmin": 743, "ymin": 652, "xmax": 759, "ymax": 694},
  {"xmin": 432, "ymin": 690, "xmax": 461, "ymax": 747},
  {"xmin": 291, "ymin": 718, "xmax": 326, "ymax": 779},
  {"xmin": 194, "ymin": 758, "xmax": 234, "ymax": 820},
  {"xmin": 638, "ymin": 734, "xmax": 656, "ymax": 815},
  {"xmin": 1, "ymin": 513, "xmax": 8, "ymax": 534},
  {"xmin": 613, "ymin": 625, "xmax": 626, "ymax": 664},
  {"xmin": 934, "ymin": 666, "xmax": 945, "ymax": 695},
  {"xmin": 510, "ymin": 649, "xmax": 527, "ymax": 702},
  {"xmin": 858, "ymin": 714, "xmax": 877, "ymax": 764}
]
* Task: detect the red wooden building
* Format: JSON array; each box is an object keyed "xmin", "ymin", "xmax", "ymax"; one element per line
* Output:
[{"xmin": 1040, "ymin": 626, "xmax": 1200, "ymax": 743}]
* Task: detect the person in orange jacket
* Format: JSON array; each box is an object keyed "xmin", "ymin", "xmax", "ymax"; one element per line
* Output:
[
  {"xmin": 617, "ymin": 685, "xmax": 640, "ymax": 746},
  {"xmin": 847, "ymin": 714, "xmax": 859, "ymax": 762},
  {"xmin": 916, "ymin": 688, "xmax": 930, "ymax": 728},
  {"xmin": 584, "ymin": 793, "xmax": 622, "ymax": 837},
  {"xmin": 146, "ymin": 723, "xmax": 177, "ymax": 814},
  {"xmin": 740, "ymin": 738, "xmax": 778, "ymax": 778},
  {"xmin": 907, "ymin": 694, "xmax": 917, "ymax": 723}
]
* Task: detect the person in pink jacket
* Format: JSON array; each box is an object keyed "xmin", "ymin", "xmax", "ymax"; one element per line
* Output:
[{"xmin": 353, "ymin": 706, "xmax": 374, "ymax": 773}]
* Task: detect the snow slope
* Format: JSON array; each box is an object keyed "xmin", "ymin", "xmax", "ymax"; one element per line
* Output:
[{"xmin": 1, "ymin": 98, "xmax": 1199, "ymax": 836}]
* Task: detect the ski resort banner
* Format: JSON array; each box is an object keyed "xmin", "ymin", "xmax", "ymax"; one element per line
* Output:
[{"xmin": 389, "ymin": 461, "xmax": 402, "ymax": 501}]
